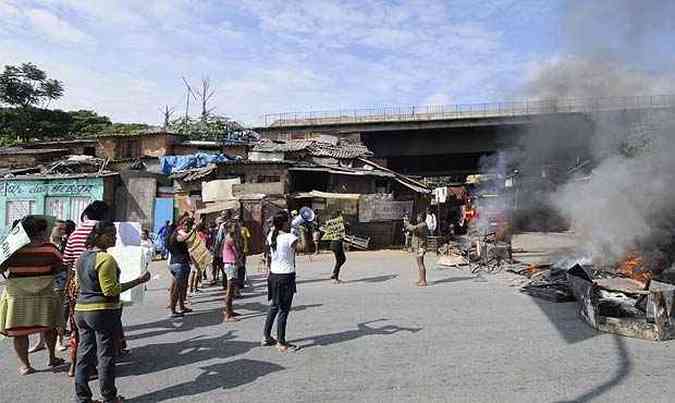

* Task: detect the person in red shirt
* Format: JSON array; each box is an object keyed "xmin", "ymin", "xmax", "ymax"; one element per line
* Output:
[
  {"xmin": 63, "ymin": 201, "xmax": 110, "ymax": 377},
  {"xmin": 0, "ymin": 216, "xmax": 66, "ymax": 375}
]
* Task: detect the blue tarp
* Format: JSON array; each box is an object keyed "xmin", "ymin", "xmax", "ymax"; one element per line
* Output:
[{"xmin": 160, "ymin": 153, "xmax": 229, "ymax": 175}]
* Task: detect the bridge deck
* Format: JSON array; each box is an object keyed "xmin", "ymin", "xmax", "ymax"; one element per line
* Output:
[{"xmin": 264, "ymin": 94, "xmax": 675, "ymax": 128}]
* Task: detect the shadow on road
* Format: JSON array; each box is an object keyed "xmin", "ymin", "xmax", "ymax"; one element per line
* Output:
[
  {"xmin": 126, "ymin": 358, "xmax": 285, "ymax": 402},
  {"xmin": 118, "ymin": 331, "xmax": 259, "ymax": 378},
  {"xmin": 295, "ymin": 277, "xmax": 332, "ymax": 285},
  {"xmin": 529, "ymin": 298, "xmax": 596, "ymax": 345},
  {"xmin": 348, "ymin": 274, "xmax": 399, "ymax": 284},
  {"xmin": 432, "ymin": 276, "xmax": 474, "ymax": 285},
  {"xmin": 124, "ymin": 308, "xmax": 226, "ymax": 341},
  {"xmin": 292, "ymin": 319, "xmax": 422, "ymax": 349},
  {"xmin": 555, "ymin": 335, "xmax": 631, "ymax": 403}
]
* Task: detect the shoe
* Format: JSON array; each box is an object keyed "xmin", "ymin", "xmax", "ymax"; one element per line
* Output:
[
  {"xmin": 261, "ymin": 337, "xmax": 277, "ymax": 346},
  {"xmin": 170, "ymin": 312, "xmax": 184, "ymax": 318},
  {"xmin": 276, "ymin": 343, "xmax": 299, "ymax": 352}
]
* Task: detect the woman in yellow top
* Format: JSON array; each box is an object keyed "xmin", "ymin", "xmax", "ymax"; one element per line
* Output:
[{"xmin": 74, "ymin": 221, "xmax": 150, "ymax": 403}]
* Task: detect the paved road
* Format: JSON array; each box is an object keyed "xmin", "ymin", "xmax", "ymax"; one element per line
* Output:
[{"xmin": 2, "ymin": 233, "xmax": 675, "ymax": 402}]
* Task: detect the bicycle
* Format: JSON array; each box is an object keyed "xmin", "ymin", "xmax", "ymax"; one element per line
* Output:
[{"xmin": 470, "ymin": 232, "xmax": 511, "ymax": 274}]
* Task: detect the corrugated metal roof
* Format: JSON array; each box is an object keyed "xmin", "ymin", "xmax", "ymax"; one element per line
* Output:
[
  {"xmin": 0, "ymin": 147, "xmax": 69, "ymax": 155},
  {"xmin": 0, "ymin": 171, "xmax": 119, "ymax": 181},
  {"xmin": 172, "ymin": 165, "xmax": 218, "ymax": 182},
  {"xmin": 292, "ymin": 191, "xmax": 361, "ymax": 199}
]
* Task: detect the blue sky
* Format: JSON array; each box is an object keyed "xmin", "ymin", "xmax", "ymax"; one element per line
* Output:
[{"xmin": 1, "ymin": 1, "xmax": 672, "ymax": 125}]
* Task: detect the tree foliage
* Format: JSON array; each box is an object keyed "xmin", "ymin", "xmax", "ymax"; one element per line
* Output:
[
  {"xmin": 0, "ymin": 62, "xmax": 64, "ymax": 108},
  {"xmin": 0, "ymin": 107, "xmax": 149, "ymax": 145},
  {"xmin": 168, "ymin": 115, "xmax": 258, "ymax": 143}
]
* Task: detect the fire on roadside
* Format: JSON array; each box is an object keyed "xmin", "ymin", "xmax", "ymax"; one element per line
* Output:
[{"xmin": 615, "ymin": 252, "xmax": 652, "ymax": 287}]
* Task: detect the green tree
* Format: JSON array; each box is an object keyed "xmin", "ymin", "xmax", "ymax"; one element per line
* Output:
[
  {"xmin": 100, "ymin": 122, "xmax": 151, "ymax": 134},
  {"xmin": 0, "ymin": 107, "xmax": 72, "ymax": 144},
  {"xmin": 0, "ymin": 62, "xmax": 63, "ymax": 108},
  {"xmin": 169, "ymin": 115, "xmax": 257, "ymax": 142},
  {"xmin": 0, "ymin": 62, "xmax": 65, "ymax": 142},
  {"xmin": 67, "ymin": 110, "xmax": 112, "ymax": 135}
]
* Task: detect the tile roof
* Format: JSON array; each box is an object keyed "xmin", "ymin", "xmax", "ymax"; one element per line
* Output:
[{"xmin": 252, "ymin": 139, "xmax": 373, "ymax": 159}]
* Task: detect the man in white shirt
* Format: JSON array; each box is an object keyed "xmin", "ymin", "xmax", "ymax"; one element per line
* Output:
[{"xmin": 425, "ymin": 208, "xmax": 437, "ymax": 236}]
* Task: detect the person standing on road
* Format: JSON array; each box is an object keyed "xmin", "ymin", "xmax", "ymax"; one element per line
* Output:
[
  {"xmin": 406, "ymin": 213, "xmax": 429, "ymax": 287},
  {"xmin": 262, "ymin": 211, "xmax": 299, "ymax": 352},
  {"xmin": 326, "ymin": 211, "xmax": 347, "ymax": 284},
  {"xmin": 0, "ymin": 216, "xmax": 66, "ymax": 375},
  {"xmin": 166, "ymin": 222, "xmax": 192, "ymax": 318},
  {"xmin": 29, "ymin": 219, "xmax": 68, "ymax": 354},
  {"xmin": 222, "ymin": 223, "xmax": 241, "ymax": 321},
  {"xmin": 73, "ymin": 221, "xmax": 150, "ymax": 403},
  {"xmin": 63, "ymin": 200, "xmax": 110, "ymax": 377},
  {"xmin": 238, "ymin": 217, "xmax": 252, "ymax": 289}
]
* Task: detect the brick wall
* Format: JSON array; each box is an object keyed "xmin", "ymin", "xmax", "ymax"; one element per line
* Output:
[{"xmin": 0, "ymin": 150, "xmax": 69, "ymax": 169}]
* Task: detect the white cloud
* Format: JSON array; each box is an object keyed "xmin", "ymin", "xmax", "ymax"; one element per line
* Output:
[
  {"xmin": 0, "ymin": 0, "xmax": 540, "ymax": 125},
  {"xmin": 26, "ymin": 8, "xmax": 93, "ymax": 44}
]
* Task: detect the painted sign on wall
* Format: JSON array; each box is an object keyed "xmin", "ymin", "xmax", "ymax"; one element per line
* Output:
[
  {"xmin": 0, "ymin": 177, "xmax": 105, "ymax": 235},
  {"xmin": 359, "ymin": 197, "xmax": 413, "ymax": 222}
]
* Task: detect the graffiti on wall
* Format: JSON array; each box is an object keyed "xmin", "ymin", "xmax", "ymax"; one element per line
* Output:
[{"xmin": 0, "ymin": 180, "xmax": 103, "ymax": 198}]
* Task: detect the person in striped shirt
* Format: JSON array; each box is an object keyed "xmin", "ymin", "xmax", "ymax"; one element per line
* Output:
[
  {"xmin": 63, "ymin": 201, "xmax": 110, "ymax": 377},
  {"xmin": 0, "ymin": 216, "xmax": 66, "ymax": 375}
]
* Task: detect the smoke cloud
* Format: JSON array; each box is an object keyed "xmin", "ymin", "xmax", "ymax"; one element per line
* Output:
[{"xmin": 513, "ymin": 0, "xmax": 675, "ymax": 264}]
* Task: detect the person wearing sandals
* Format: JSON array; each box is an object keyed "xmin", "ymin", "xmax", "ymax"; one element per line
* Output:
[
  {"xmin": 74, "ymin": 221, "xmax": 150, "ymax": 403},
  {"xmin": 405, "ymin": 213, "xmax": 429, "ymax": 287},
  {"xmin": 222, "ymin": 223, "xmax": 241, "ymax": 321},
  {"xmin": 262, "ymin": 212, "xmax": 300, "ymax": 352},
  {"xmin": 166, "ymin": 221, "xmax": 192, "ymax": 318},
  {"xmin": 0, "ymin": 216, "xmax": 66, "ymax": 375}
]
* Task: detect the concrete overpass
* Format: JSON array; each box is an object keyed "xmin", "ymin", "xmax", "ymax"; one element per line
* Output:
[{"xmin": 255, "ymin": 95, "xmax": 675, "ymax": 178}]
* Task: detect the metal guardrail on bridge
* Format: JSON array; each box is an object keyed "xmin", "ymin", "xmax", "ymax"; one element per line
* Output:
[{"xmin": 263, "ymin": 94, "xmax": 675, "ymax": 127}]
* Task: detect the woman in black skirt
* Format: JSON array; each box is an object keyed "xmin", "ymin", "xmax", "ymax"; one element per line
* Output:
[{"xmin": 262, "ymin": 212, "xmax": 299, "ymax": 352}]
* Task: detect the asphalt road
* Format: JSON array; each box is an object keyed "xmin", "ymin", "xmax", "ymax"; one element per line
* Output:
[{"xmin": 2, "ymin": 232, "xmax": 675, "ymax": 402}]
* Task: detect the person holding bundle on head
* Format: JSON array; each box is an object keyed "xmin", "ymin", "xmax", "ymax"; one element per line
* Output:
[{"xmin": 262, "ymin": 211, "xmax": 300, "ymax": 352}]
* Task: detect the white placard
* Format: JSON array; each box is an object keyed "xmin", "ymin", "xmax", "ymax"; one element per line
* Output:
[
  {"xmin": 114, "ymin": 222, "xmax": 142, "ymax": 247},
  {"xmin": 0, "ymin": 223, "xmax": 31, "ymax": 268},
  {"xmin": 108, "ymin": 246, "xmax": 146, "ymax": 305}
]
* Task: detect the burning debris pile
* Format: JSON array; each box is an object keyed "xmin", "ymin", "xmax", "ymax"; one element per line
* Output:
[
  {"xmin": 510, "ymin": 264, "xmax": 575, "ymax": 303},
  {"xmin": 567, "ymin": 264, "xmax": 675, "ymax": 341}
]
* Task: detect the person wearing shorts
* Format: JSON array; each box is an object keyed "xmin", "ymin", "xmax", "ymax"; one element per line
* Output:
[
  {"xmin": 222, "ymin": 223, "xmax": 241, "ymax": 321},
  {"xmin": 167, "ymin": 225, "xmax": 192, "ymax": 318},
  {"xmin": 405, "ymin": 213, "xmax": 428, "ymax": 287}
]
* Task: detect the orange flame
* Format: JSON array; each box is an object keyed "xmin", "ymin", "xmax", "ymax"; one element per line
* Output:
[{"xmin": 616, "ymin": 252, "xmax": 652, "ymax": 286}]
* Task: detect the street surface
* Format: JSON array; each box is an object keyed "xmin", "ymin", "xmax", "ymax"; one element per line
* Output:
[{"xmin": 2, "ymin": 232, "xmax": 675, "ymax": 402}]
